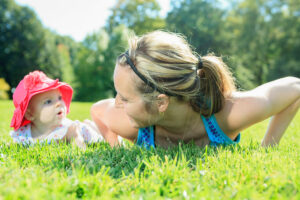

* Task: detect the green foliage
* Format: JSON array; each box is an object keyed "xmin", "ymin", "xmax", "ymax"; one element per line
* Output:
[
  {"xmin": 0, "ymin": 0, "xmax": 63, "ymax": 94},
  {"xmin": 74, "ymin": 0, "xmax": 167, "ymax": 101},
  {"xmin": 73, "ymin": 26, "xmax": 130, "ymax": 101},
  {"xmin": 106, "ymin": 0, "xmax": 166, "ymax": 35},
  {"xmin": 225, "ymin": 0, "xmax": 276, "ymax": 86},
  {"xmin": 265, "ymin": 0, "xmax": 300, "ymax": 81},
  {"xmin": 166, "ymin": 0, "xmax": 255, "ymax": 89},
  {"xmin": 38, "ymin": 30, "xmax": 63, "ymax": 79},
  {"xmin": 101, "ymin": 25, "xmax": 132, "ymax": 95},
  {"xmin": 167, "ymin": 0, "xmax": 228, "ymax": 54},
  {"xmin": 224, "ymin": 0, "xmax": 300, "ymax": 87},
  {"xmin": 1, "ymin": 0, "xmax": 299, "ymax": 101},
  {"xmin": 166, "ymin": 0, "xmax": 300, "ymax": 90},
  {"xmin": 55, "ymin": 35, "xmax": 79, "ymax": 62},
  {"xmin": 58, "ymin": 44, "xmax": 76, "ymax": 87},
  {"xmin": 73, "ymin": 29, "xmax": 110, "ymax": 101},
  {"xmin": 1, "ymin": 100, "xmax": 299, "ymax": 199}
]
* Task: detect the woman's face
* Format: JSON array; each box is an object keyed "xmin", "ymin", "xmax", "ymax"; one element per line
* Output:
[{"xmin": 113, "ymin": 64, "xmax": 159, "ymax": 128}]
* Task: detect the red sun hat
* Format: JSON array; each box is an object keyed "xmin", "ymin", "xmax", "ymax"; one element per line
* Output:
[{"xmin": 10, "ymin": 71, "xmax": 73, "ymax": 130}]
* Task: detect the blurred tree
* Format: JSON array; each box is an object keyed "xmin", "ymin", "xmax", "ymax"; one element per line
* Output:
[
  {"xmin": 225, "ymin": 0, "xmax": 276, "ymax": 87},
  {"xmin": 55, "ymin": 35, "xmax": 79, "ymax": 68},
  {"xmin": 0, "ymin": 0, "xmax": 63, "ymax": 97},
  {"xmin": 57, "ymin": 44, "xmax": 75, "ymax": 87},
  {"xmin": 38, "ymin": 30, "xmax": 62, "ymax": 79},
  {"xmin": 0, "ymin": 0, "xmax": 44, "ymax": 89},
  {"xmin": 1, "ymin": 0, "xmax": 298, "ymax": 102},
  {"xmin": 106, "ymin": 0, "xmax": 165, "ymax": 35},
  {"xmin": 166, "ymin": 0, "xmax": 300, "ymax": 89},
  {"xmin": 73, "ymin": 25, "xmax": 130, "ymax": 101},
  {"xmin": 73, "ymin": 29, "xmax": 109, "ymax": 101},
  {"xmin": 226, "ymin": 0, "xmax": 300, "ymax": 87},
  {"xmin": 165, "ymin": 0, "xmax": 252, "ymax": 88},
  {"xmin": 102, "ymin": 25, "xmax": 132, "ymax": 96},
  {"xmin": 54, "ymin": 34, "xmax": 80, "ymax": 94},
  {"xmin": 265, "ymin": 0, "xmax": 300, "ymax": 80},
  {"xmin": 166, "ymin": 0, "xmax": 228, "ymax": 55}
]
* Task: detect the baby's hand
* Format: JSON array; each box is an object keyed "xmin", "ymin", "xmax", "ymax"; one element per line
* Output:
[
  {"xmin": 83, "ymin": 119, "xmax": 101, "ymax": 134},
  {"xmin": 63, "ymin": 122, "xmax": 86, "ymax": 150}
]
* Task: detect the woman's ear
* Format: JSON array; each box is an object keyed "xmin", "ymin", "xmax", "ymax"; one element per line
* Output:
[
  {"xmin": 24, "ymin": 109, "xmax": 34, "ymax": 121},
  {"xmin": 156, "ymin": 94, "xmax": 170, "ymax": 113}
]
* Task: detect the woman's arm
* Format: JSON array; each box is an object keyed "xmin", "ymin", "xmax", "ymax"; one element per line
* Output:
[
  {"xmin": 217, "ymin": 76, "xmax": 300, "ymax": 145},
  {"xmin": 90, "ymin": 98, "xmax": 138, "ymax": 147},
  {"xmin": 261, "ymin": 97, "xmax": 300, "ymax": 146}
]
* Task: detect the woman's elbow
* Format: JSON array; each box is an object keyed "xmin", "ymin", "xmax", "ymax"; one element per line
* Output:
[
  {"xmin": 90, "ymin": 102, "xmax": 100, "ymax": 119},
  {"xmin": 288, "ymin": 76, "xmax": 300, "ymax": 98},
  {"xmin": 280, "ymin": 76, "xmax": 300, "ymax": 97}
]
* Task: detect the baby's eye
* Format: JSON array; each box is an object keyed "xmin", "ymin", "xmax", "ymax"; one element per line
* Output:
[
  {"xmin": 44, "ymin": 99, "xmax": 52, "ymax": 105},
  {"xmin": 58, "ymin": 96, "xmax": 62, "ymax": 101}
]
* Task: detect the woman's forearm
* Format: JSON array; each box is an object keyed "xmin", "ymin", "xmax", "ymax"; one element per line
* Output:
[
  {"xmin": 262, "ymin": 98, "xmax": 300, "ymax": 147},
  {"xmin": 91, "ymin": 107, "xmax": 120, "ymax": 147}
]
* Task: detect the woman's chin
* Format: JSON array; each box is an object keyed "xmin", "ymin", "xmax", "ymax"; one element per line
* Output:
[
  {"xmin": 130, "ymin": 120, "xmax": 151, "ymax": 129},
  {"xmin": 128, "ymin": 119, "xmax": 142, "ymax": 128},
  {"xmin": 129, "ymin": 120, "xmax": 139, "ymax": 128}
]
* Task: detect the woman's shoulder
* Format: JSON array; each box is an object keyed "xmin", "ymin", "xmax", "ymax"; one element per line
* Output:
[
  {"xmin": 91, "ymin": 98, "xmax": 126, "ymax": 122},
  {"xmin": 91, "ymin": 98, "xmax": 115, "ymax": 112},
  {"xmin": 213, "ymin": 93, "xmax": 245, "ymax": 138}
]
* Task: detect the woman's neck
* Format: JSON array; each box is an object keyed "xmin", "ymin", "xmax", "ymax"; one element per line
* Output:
[{"xmin": 156, "ymin": 99, "xmax": 201, "ymax": 136}]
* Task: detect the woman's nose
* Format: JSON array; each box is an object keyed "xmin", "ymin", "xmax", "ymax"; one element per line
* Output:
[{"xmin": 115, "ymin": 94, "xmax": 124, "ymax": 108}]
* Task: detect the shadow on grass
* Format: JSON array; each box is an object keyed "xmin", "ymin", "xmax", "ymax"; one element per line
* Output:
[{"xmin": 0, "ymin": 140, "xmax": 263, "ymax": 179}]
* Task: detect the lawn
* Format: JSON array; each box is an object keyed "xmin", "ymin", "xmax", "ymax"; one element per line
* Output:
[{"xmin": 0, "ymin": 100, "xmax": 299, "ymax": 199}]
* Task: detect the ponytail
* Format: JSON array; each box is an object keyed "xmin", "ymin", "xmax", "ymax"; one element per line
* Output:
[{"xmin": 190, "ymin": 54, "xmax": 236, "ymax": 116}]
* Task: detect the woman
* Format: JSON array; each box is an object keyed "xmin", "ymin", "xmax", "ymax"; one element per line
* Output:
[{"xmin": 91, "ymin": 31, "xmax": 300, "ymax": 149}]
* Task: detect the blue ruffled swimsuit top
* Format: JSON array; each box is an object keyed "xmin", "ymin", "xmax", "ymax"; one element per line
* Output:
[{"xmin": 137, "ymin": 114, "xmax": 240, "ymax": 149}]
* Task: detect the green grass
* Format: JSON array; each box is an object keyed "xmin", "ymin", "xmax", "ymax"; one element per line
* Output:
[{"xmin": 0, "ymin": 100, "xmax": 299, "ymax": 199}]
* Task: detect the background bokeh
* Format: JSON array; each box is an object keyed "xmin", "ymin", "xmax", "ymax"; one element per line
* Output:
[{"xmin": 1, "ymin": 0, "xmax": 299, "ymax": 101}]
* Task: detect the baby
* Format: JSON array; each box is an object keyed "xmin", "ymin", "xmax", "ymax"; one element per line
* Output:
[{"xmin": 10, "ymin": 70, "xmax": 104, "ymax": 147}]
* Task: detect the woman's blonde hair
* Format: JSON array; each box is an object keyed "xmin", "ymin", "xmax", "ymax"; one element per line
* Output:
[{"xmin": 117, "ymin": 30, "xmax": 236, "ymax": 116}]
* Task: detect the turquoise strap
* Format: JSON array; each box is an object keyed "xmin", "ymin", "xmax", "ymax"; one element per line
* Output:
[
  {"xmin": 137, "ymin": 115, "xmax": 241, "ymax": 149},
  {"xmin": 201, "ymin": 115, "xmax": 240, "ymax": 146},
  {"xmin": 137, "ymin": 126, "xmax": 155, "ymax": 149}
]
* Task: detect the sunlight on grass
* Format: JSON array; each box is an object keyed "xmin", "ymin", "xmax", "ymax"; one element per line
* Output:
[{"xmin": 0, "ymin": 100, "xmax": 299, "ymax": 199}]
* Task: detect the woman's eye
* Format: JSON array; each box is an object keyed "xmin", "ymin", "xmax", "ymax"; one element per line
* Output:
[
  {"xmin": 44, "ymin": 99, "xmax": 52, "ymax": 105},
  {"xmin": 121, "ymin": 97, "xmax": 128, "ymax": 102},
  {"xmin": 58, "ymin": 96, "xmax": 62, "ymax": 101}
]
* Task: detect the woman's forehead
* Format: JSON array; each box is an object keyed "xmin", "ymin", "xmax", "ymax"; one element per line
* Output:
[{"xmin": 114, "ymin": 64, "xmax": 139, "ymax": 98}]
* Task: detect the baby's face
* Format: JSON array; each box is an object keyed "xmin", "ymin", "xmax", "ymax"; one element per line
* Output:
[{"xmin": 27, "ymin": 89, "xmax": 66, "ymax": 127}]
